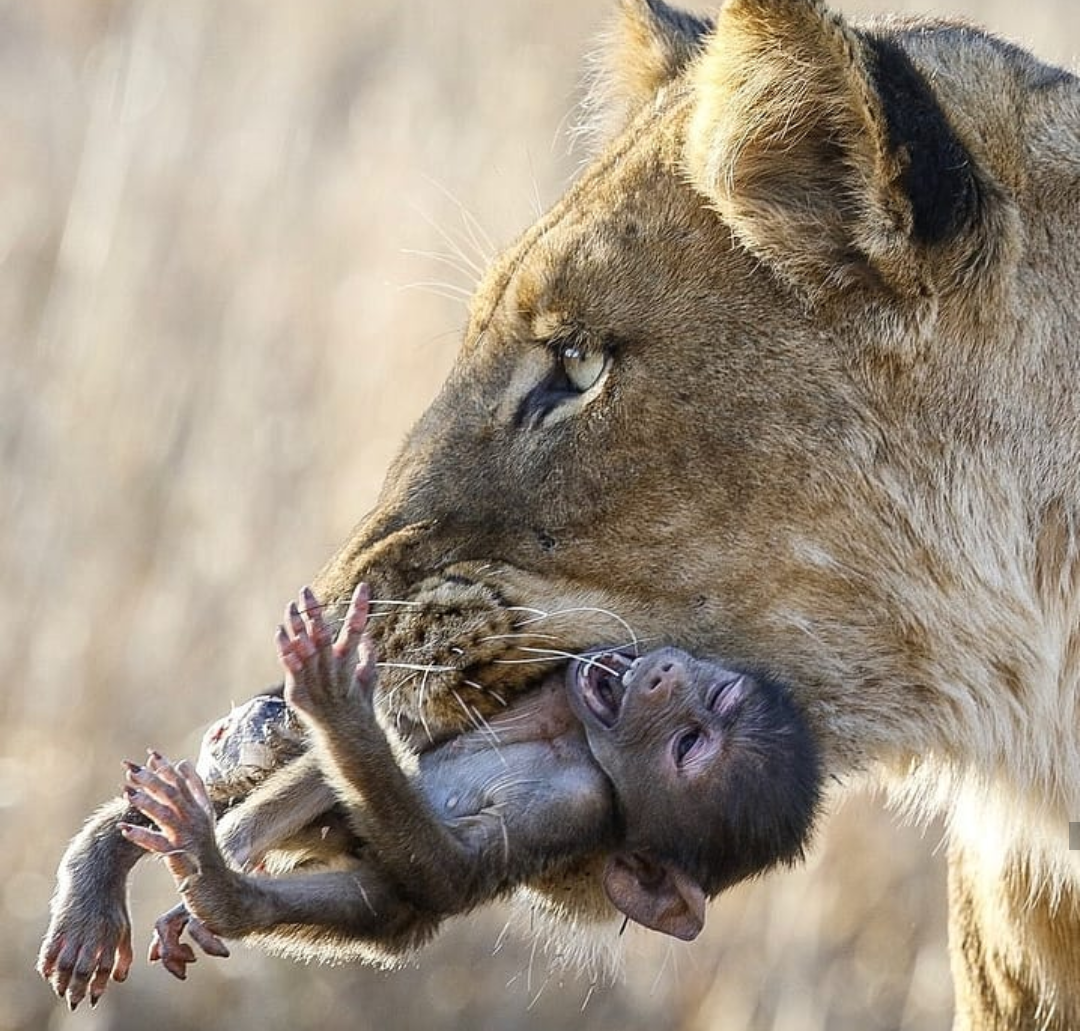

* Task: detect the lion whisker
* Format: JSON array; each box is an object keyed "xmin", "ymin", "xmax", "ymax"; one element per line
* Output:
[
  {"xmin": 490, "ymin": 648, "xmax": 623, "ymax": 678},
  {"xmin": 512, "ymin": 606, "xmax": 642, "ymax": 655},
  {"xmin": 400, "ymin": 247, "xmax": 478, "ymax": 286},
  {"xmin": 398, "ymin": 279, "xmax": 474, "ymax": 304},
  {"xmin": 464, "ymin": 679, "xmax": 508, "ymax": 707},
  {"xmin": 449, "ymin": 689, "xmax": 485, "ymax": 732},
  {"xmin": 411, "ymin": 197, "xmax": 490, "ymax": 277},
  {"xmin": 479, "ymin": 631, "xmax": 564, "ymax": 645},
  {"xmin": 419, "ymin": 175, "xmax": 497, "ymax": 265},
  {"xmin": 416, "ymin": 667, "xmax": 434, "ymax": 744},
  {"xmin": 375, "ymin": 661, "xmax": 457, "ymax": 674},
  {"xmin": 451, "ymin": 693, "xmax": 508, "ymax": 760},
  {"xmin": 505, "ymin": 605, "xmax": 551, "ymax": 619},
  {"xmin": 490, "ymin": 656, "xmax": 566, "ymax": 667}
]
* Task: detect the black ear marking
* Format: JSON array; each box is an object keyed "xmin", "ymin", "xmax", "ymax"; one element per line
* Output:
[
  {"xmin": 864, "ymin": 35, "xmax": 981, "ymax": 245},
  {"xmin": 638, "ymin": 0, "xmax": 713, "ymax": 51}
]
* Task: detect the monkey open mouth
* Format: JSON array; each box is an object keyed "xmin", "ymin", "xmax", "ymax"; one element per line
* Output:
[{"xmin": 569, "ymin": 651, "xmax": 636, "ymax": 727}]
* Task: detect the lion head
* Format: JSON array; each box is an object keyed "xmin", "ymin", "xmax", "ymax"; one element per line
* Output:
[{"xmin": 313, "ymin": 0, "xmax": 1075, "ymax": 850}]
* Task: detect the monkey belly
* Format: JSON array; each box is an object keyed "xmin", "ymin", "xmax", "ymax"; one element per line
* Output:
[{"xmin": 417, "ymin": 738, "xmax": 615, "ymax": 860}]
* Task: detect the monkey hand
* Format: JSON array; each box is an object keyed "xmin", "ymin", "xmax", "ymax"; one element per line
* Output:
[
  {"xmin": 37, "ymin": 865, "xmax": 134, "ymax": 1010},
  {"xmin": 277, "ymin": 583, "xmax": 376, "ymax": 730},
  {"xmin": 120, "ymin": 753, "xmax": 247, "ymax": 943}
]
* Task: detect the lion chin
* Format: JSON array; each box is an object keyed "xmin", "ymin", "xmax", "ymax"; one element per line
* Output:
[{"xmin": 302, "ymin": 0, "xmax": 1080, "ymax": 1023}]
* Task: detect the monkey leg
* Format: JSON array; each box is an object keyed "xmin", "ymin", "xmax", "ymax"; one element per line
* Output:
[
  {"xmin": 120, "ymin": 752, "xmax": 437, "ymax": 959},
  {"xmin": 214, "ymin": 752, "xmax": 337, "ymax": 873},
  {"xmin": 146, "ymin": 902, "xmax": 230, "ymax": 981},
  {"xmin": 37, "ymin": 797, "xmax": 142, "ymax": 1010}
]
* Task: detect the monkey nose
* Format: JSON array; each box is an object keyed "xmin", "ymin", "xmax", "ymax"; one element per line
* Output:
[{"xmin": 628, "ymin": 652, "xmax": 683, "ymax": 700}]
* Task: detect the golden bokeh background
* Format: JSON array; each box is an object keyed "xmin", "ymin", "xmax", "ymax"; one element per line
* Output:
[{"xmin": 2, "ymin": 2, "xmax": 1073, "ymax": 1029}]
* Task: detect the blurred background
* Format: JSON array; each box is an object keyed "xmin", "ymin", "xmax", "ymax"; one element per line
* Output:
[{"xmin": 1, "ymin": 1, "xmax": 1074, "ymax": 1028}]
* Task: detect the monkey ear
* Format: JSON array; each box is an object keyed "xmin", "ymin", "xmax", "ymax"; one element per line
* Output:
[{"xmin": 602, "ymin": 851, "xmax": 706, "ymax": 941}]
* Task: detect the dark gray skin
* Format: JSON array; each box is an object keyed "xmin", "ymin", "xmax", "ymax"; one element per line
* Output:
[{"xmin": 112, "ymin": 584, "xmax": 819, "ymax": 979}]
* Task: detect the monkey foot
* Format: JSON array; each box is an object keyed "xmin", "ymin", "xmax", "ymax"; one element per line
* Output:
[
  {"xmin": 149, "ymin": 902, "xmax": 229, "ymax": 980},
  {"xmin": 37, "ymin": 910, "xmax": 134, "ymax": 1010}
]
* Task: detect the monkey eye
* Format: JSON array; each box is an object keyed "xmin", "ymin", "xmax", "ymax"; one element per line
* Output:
[
  {"xmin": 706, "ymin": 674, "xmax": 747, "ymax": 714},
  {"xmin": 674, "ymin": 729, "xmax": 703, "ymax": 766}
]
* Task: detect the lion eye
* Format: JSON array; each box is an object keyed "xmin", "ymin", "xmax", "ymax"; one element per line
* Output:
[
  {"xmin": 559, "ymin": 344, "xmax": 607, "ymax": 393},
  {"xmin": 515, "ymin": 337, "xmax": 610, "ymax": 429}
]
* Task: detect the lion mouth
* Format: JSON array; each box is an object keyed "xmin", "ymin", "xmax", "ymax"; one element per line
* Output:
[{"xmin": 569, "ymin": 651, "xmax": 636, "ymax": 727}]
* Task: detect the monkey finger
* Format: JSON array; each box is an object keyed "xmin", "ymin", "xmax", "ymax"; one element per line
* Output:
[
  {"xmin": 175, "ymin": 759, "xmax": 214, "ymax": 819},
  {"xmin": 48, "ymin": 937, "xmax": 80, "ymax": 998},
  {"xmin": 304, "ymin": 591, "xmax": 338, "ymax": 696},
  {"xmin": 285, "ymin": 600, "xmax": 312, "ymax": 654},
  {"xmin": 187, "ymin": 916, "xmax": 230, "ymax": 958},
  {"xmin": 110, "ymin": 932, "xmax": 133, "ymax": 983},
  {"xmin": 142, "ymin": 750, "xmax": 184, "ymax": 788},
  {"xmin": 136, "ymin": 754, "xmax": 205, "ymax": 817},
  {"xmin": 59, "ymin": 944, "xmax": 102, "ymax": 1010},
  {"xmin": 351, "ymin": 639, "xmax": 378, "ymax": 700},
  {"xmin": 276, "ymin": 626, "xmax": 303, "ymax": 673},
  {"xmin": 300, "ymin": 585, "xmax": 333, "ymax": 656},
  {"xmin": 87, "ymin": 960, "xmax": 114, "ymax": 1008},
  {"xmin": 119, "ymin": 820, "xmax": 179, "ymax": 856},
  {"xmin": 334, "ymin": 582, "xmax": 371, "ymax": 659},
  {"xmin": 149, "ymin": 903, "xmax": 187, "ymax": 964},
  {"xmin": 143, "ymin": 750, "xmax": 187, "ymax": 791},
  {"xmin": 123, "ymin": 776, "xmax": 185, "ymax": 828},
  {"xmin": 163, "ymin": 953, "xmax": 194, "ymax": 981},
  {"xmin": 36, "ymin": 930, "xmax": 62, "ymax": 980},
  {"xmin": 151, "ymin": 926, "xmax": 196, "ymax": 981}
]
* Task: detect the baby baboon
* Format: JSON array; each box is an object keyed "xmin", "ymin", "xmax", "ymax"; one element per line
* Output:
[{"xmin": 116, "ymin": 584, "xmax": 820, "ymax": 975}]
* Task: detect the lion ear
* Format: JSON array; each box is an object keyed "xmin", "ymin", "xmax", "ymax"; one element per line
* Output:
[
  {"xmin": 591, "ymin": 0, "xmax": 712, "ymax": 131},
  {"xmin": 612, "ymin": 0, "xmax": 712, "ymax": 106},
  {"xmin": 684, "ymin": 0, "xmax": 978, "ymax": 297}
]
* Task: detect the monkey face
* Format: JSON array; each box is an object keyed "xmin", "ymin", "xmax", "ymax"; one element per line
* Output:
[
  {"xmin": 567, "ymin": 648, "xmax": 754, "ymax": 791},
  {"xmin": 566, "ymin": 647, "xmax": 821, "ymax": 895}
]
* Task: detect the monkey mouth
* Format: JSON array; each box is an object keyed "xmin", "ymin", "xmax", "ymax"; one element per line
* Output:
[{"xmin": 569, "ymin": 651, "xmax": 635, "ymax": 727}]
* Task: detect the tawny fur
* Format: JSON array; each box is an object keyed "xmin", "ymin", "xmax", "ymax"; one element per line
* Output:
[
  {"xmin": 306, "ymin": 2, "xmax": 1080, "ymax": 1025},
  {"xmin": 38, "ymin": 0, "xmax": 1080, "ymax": 1024}
]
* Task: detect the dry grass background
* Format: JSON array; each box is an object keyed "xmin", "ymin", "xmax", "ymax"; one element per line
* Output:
[{"xmin": 2, "ymin": 1, "xmax": 1075, "ymax": 1029}]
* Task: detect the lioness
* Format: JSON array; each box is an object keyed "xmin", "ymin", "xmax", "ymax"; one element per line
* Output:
[{"xmin": 41, "ymin": 0, "xmax": 1080, "ymax": 1026}]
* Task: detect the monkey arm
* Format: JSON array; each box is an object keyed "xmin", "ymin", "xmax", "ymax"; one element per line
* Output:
[
  {"xmin": 306, "ymin": 706, "xmax": 487, "ymax": 914},
  {"xmin": 280, "ymin": 584, "xmax": 617, "ymax": 916},
  {"xmin": 279, "ymin": 585, "xmax": 490, "ymax": 911},
  {"xmin": 306, "ymin": 691, "xmax": 618, "ymax": 917}
]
